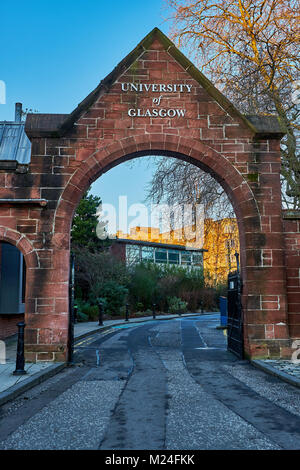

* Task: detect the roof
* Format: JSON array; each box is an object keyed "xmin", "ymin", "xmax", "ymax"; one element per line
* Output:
[
  {"xmin": 25, "ymin": 27, "xmax": 287, "ymax": 140},
  {"xmin": 25, "ymin": 114, "xmax": 68, "ymax": 138},
  {"xmin": 0, "ymin": 122, "xmax": 31, "ymax": 164},
  {"xmin": 246, "ymin": 115, "xmax": 286, "ymax": 137},
  {"xmin": 114, "ymin": 238, "xmax": 207, "ymax": 252}
]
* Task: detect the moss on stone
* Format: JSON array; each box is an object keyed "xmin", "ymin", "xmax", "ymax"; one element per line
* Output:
[{"xmin": 247, "ymin": 173, "xmax": 259, "ymax": 182}]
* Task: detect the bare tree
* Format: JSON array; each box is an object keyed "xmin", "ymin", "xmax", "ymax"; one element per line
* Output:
[
  {"xmin": 145, "ymin": 156, "xmax": 234, "ymax": 220},
  {"xmin": 166, "ymin": 0, "xmax": 300, "ymax": 208}
]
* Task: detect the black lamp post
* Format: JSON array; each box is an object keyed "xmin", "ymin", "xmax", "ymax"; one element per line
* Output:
[
  {"xmin": 152, "ymin": 303, "xmax": 156, "ymax": 320},
  {"xmin": 234, "ymin": 251, "xmax": 240, "ymax": 272},
  {"xmin": 74, "ymin": 305, "xmax": 78, "ymax": 324},
  {"xmin": 98, "ymin": 301, "xmax": 104, "ymax": 326}
]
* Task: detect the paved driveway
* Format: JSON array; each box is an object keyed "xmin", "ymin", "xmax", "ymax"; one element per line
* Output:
[{"xmin": 0, "ymin": 314, "xmax": 300, "ymax": 450}]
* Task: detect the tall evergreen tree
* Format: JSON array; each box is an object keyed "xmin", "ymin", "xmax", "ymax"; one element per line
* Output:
[{"xmin": 71, "ymin": 190, "xmax": 108, "ymax": 251}]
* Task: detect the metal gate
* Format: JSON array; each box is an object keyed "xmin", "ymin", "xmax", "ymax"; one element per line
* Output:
[{"xmin": 227, "ymin": 269, "xmax": 243, "ymax": 358}]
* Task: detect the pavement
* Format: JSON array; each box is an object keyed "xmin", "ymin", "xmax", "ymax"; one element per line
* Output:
[
  {"xmin": 0, "ymin": 314, "xmax": 300, "ymax": 450},
  {"xmin": 0, "ymin": 312, "xmax": 202, "ymax": 406},
  {"xmin": 251, "ymin": 359, "xmax": 300, "ymax": 388},
  {"xmin": 1, "ymin": 312, "xmax": 299, "ymax": 408}
]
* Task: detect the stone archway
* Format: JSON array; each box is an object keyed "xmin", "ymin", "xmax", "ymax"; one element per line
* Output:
[
  {"xmin": 51, "ymin": 133, "xmax": 288, "ymax": 361},
  {"xmin": 0, "ymin": 27, "xmax": 295, "ymax": 361}
]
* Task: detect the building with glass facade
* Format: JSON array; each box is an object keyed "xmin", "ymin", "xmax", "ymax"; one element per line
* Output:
[{"xmin": 110, "ymin": 238, "xmax": 206, "ymax": 269}]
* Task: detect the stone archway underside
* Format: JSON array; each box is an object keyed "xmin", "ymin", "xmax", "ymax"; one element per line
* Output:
[{"xmin": 0, "ymin": 27, "xmax": 296, "ymax": 361}]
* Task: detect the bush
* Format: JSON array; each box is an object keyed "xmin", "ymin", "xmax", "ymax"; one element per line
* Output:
[
  {"xmin": 83, "ymin": 305, "xmax": 99, "ymax": 321},
  {"xmin": 128, "ymin": 262, "xmax": 207, "ymax": 313},
  {"xmin": 167, "ymin": 296, "xmax": 188, "ymax": 314},
  {"xmin": 97, "ymin": 281, "xmax": 128, "ymax": 316},
  {"xmin": 77, "ymin": 310, "xmax": 89, "ymax": 322},
  {"xmin": 180, "ymin": 289, "xmax": 202, "ymax": 311},
  {"xmin": 74, "ymin": 247, "xmax": 128, "ymax": 301},
  {"xmin": 74, "ymin": 248, "xmax": 219, "ymax": 317},
  {"xmin": 76, "ymin": 299, "xmax": 99, "ymax": 321},
  {"xmin": 136, "ymin": 302, "xmax": 144, "ymax": 311},
  {"xmin": 199, "ymin": 287, "xmax": 218, "ymax": 311},
  {"xmin": 128, "ymin": 263, "xmax": 160, "ymax": 310}
]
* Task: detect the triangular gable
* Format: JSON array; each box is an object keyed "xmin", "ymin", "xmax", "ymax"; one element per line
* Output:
[
  {"xmin": 59, "ymin": 27, "xmax": 257, "ymax": 135},
  {"xmin": 25, "ymin": 28, "xmax": 286, "ymax": 139}
]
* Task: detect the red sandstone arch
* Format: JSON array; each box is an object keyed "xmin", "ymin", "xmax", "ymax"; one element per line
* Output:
[
  {"xmin": 52, "ymin": 134, "xmax": 266, "ymax": 359},
  {"xmin": 54, "ymin": 134, "xmax": 260, "ymax": 283},
  {"xmin": 56, "ymin": 135, "xmax": 259, "ymax": 225},
  {"xmin": 0, "ymin": 227, "xmax": 38, "ymax": 268},
  {"xmin": 7, "ymin": 26, "xmax": 292, "ymax": 362},
  {"xmin": 0, "ymin": 228, "xmax": 38, "ymax": 337}
]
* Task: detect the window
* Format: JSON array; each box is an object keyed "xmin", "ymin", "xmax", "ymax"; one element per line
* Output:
[
  {"xmin": 126, "ymin": 245, "xmax": 141, "ymax": 265},
  {"xmin": 155, "ymin": 248, "xmax": 168, "ymax": 264},
  {"xmin": 168, "ymin": 249, "xmax": 180, "ymax": 265},
  {"xmin": 181, "ymin": 253, "xmax": 191, "ymax": 266},
  {"xmin": 192, "ymin": 253, "xmax": 203, "ymax": 267},
  {"xmin": 141, "ymin": 246, "xmax": 154, "ymax": 262}
]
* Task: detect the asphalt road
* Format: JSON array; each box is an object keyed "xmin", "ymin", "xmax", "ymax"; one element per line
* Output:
[{"xmin": 0, "ymin": 314, "xmax": 300, "ymax": 450}]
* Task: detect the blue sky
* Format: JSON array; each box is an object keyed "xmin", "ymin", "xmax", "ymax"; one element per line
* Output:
[
  {"xmin": 0, "ymin": 0, "xmax": 169, "ymax": 119},
  {"xmin": 1, "ymin": 0, "xmax": 172, "ymax": 228}
]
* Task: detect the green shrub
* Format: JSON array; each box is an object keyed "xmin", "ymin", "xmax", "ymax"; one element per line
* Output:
[
  {"xmin": 76, "ymin": 299, "xmax": 99, "ymax": 321},
  {"xmin": 136, "ymin": 302, "xmax": 144, "ymax": 312},
  {"xmin": 128, "ymin": 262, "xmax": 206, "ymax": 312},
  {"xmin": 97, "ymin": 281, "xmax": 128, "ymax": 316},
  {"xmin": 74, "ymin": 247, "xmax": 128, "ymax": 302},
  {"xmin": 167, "ymin": 296, "xmax": 188, "ymax": 314},
  {"xmin": 128, "ymin": 263, "xmax": 160, "ymax": 310},
  {"xmin": 82, "ymin": 305, "xmax": 99, "ymax": 321},
  {"xmin": 76, "ymin": 310, "xmax": 89, "ymax": 322}
]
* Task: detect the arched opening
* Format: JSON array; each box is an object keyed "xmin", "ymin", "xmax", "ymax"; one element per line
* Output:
[
  {"xmin": 0, "ymin": 240, "xmax": 26, "ymax": 365},
  {"xmin": 0, "ymin": 241, "xmax": 26, "ymax": 317},
  {"xmin": 56, "ymin": 140, "xmax": 259, "ymax": 283},
  {"xmin": 52, "ymin": 135, "xmax": 262, "ymax": 361},
  {"xmin": 0, "ymin": 230, "xmax": 37, "ymax": 358},
  {"xmin": 71, "ymin": 152, "xmax": 241, "ymax": 324}
]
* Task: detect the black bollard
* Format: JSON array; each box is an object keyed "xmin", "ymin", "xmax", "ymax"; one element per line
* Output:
[
  {"xmin": 74, "ymin": 305, "xmax": 78, "ymax": 324},
  {"xmin": 152, "ymin": 303, "xmax": 156, "ymax": 320},
  {"xmin": 98, "ymin": 302, "xmax": 104, "ymax": 326},
  {"xmin": 13, "ymin": 322, "xmax": 26, "ymax": 375},
  {"xmin": 125, "ymin": 304, "xmax": 129, "ymax": 322}
]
